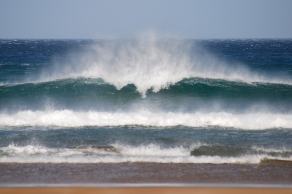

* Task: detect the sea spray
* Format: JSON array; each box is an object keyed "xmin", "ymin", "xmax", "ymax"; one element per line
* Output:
[
  {"xmin": 0, "ymin": 39, "xmax": 292, "ymax": 164},
  {"xmin": 37, "ymin": 36, "xmax": 291, "ymax": 96}
]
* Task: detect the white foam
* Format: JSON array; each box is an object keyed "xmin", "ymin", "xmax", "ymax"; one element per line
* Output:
[
  {"xmin": 0, "ymin": 109, "xmax": 292, "ymax": 129},
  {"xmin": 38, "ymin": 35, "xmax": 291, "ymax": 96},
  {"xmin": 3, "ymin": 144, "xmax": 50, "ymax": 155},
  {"xmin": 0, "ymin": 143, "xmax": 290, "ymax": 164},
  {"xmin": 113, "ymin": 143, "xmax": 192, "ymax": 157}
]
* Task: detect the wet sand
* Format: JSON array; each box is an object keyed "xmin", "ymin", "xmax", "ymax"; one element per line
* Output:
[
  {"xmin": 0, "ymin": 187, "xmax": 292, "ymax": 194},
  {"xmin": 0, "ymin": 162, "xmax": 291, "ymax": 184}
]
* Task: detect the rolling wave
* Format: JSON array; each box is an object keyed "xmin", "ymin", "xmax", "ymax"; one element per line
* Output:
[{"xmin": 1, "ymin": 77, "xmax": 292, "ymax": 101}]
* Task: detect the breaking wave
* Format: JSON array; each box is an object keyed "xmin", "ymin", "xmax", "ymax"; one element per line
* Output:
[
  {"xmin": 1, "ymin": 38, "xmax": 292, "ymax": 164},
  {"xmin": 0, "ymin": 143, "xmax": 291, "ymax": 164},
  {"xmin": 35, "ymin": 37, "xmax": 291, "ymax": 96}
]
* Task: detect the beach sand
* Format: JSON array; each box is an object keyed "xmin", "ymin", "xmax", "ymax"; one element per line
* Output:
[
  {"xmin": 0, "ymin": 162, "xmax": 291, "ymax": 193},
  {"xmin": 0, "ymin": 187, "xmax": 292, "ymax": 194},
  {"xmin": 0, "ymin": 162, "xmax": 291, "ymax": 184}
]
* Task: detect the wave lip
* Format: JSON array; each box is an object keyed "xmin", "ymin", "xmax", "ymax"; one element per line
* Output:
[{"xmin": 0, "ymin": 109, "xmax": 292, "ymax": 130}]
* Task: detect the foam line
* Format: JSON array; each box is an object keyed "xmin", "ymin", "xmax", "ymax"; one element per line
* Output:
[
  {"xmin": 0, "ymin": 143, "xmax": 291, "ymax": 163},
  {"xmin": 0, "ymin": 109, "xmax": 292, "ymax": 129}
]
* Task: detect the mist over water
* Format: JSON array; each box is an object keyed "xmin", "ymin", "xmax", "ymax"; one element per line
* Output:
[
  {"xmin": 39, "ymin": 36, "xmax": 292, "ymax": 96},
  {"xmin": 0, "ymin": 37, "xmax": 292, "ymax": 163}
]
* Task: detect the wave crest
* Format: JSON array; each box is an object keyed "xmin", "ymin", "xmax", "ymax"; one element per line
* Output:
[{"xmin": 38, "ymin": 36, "xmax": 291, "ymax": 96}]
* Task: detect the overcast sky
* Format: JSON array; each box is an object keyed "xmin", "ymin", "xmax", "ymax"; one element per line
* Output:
[{"xmin": 0, "ymin": 0, "xmax": 292, "ymax": 39}]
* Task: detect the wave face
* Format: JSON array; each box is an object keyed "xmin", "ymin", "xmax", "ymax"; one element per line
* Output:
[
  {"xmin": 0, "ymin": 39, "xmax": 292, "ymax": 163},
  {"xmin": 2, "ymin": 77, "xmax": 292, "ymax": 101},
  {"xmin": 1, "ymin": 78, "xmax": 292, "ymax": 111}
]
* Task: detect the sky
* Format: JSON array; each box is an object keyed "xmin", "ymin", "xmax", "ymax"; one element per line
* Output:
[{"xmin": 0, "ymin": 0, "xmax": 292, "ymax": 39}]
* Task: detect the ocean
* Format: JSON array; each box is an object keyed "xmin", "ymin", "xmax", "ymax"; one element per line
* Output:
[{"xmin": 0, "ymin": 38, "xmax": 292, "ymax": 167}]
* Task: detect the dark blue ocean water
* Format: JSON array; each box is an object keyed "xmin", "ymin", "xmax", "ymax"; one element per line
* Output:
[{"xmin": 0, "ymin": 39, "xmax": 292, "ymax": 163}]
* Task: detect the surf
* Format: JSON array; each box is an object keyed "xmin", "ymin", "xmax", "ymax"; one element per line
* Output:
[
  {"xmin": 31, "ymin": 37, "xmax": 292, "ymax": 97},
  {"xmin": 1, "ymin": 109, "xmax": 292, "ymax": 129},
  {"xmin": 0, "ymin": 143, "xmax": 291, "ymax": 164}
]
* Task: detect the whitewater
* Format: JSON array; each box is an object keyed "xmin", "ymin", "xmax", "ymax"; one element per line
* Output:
[
  {"xmin": 0, "ymin": 143, "xmax": 291, "ymax": 164},
  {"xmin": 0, "ymin": 38, "xmax": 292, "ymax": 163},
  {"xmin": 1, "ymin": 109, "xmax": 292, "ymax": 130}
]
